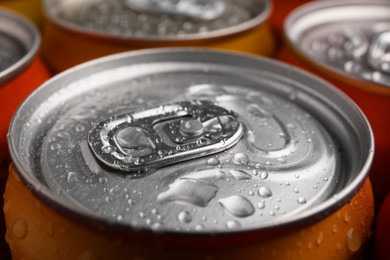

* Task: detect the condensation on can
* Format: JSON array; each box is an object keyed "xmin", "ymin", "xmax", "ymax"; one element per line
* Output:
[
  {"xmin": 41, "ymin": 0, "xmax": 275, "ymax": 73},
  {"xmin": 6, "ymin": 49, "xmax": 374, "ymax": 259},
  {"xmin": 0, "ymin": 7, "xmax": 50, "ymax": 260},
  {"xmin": 280, "ymin": 0, "xmax": 390, "ymax": 202}
]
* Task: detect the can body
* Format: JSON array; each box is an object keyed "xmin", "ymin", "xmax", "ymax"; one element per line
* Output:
[
  {"xmin": 0, "ymin": 0, "xmax": 43, "ymax": 28},
  {"xmin": 5, "ymin": 165, "xmax": 374, "ymax": 259},
  {"xmin": 41, "ymin": 0, "xmax": 275, "ymax": 73},
  {"xmin": 279, "ymin": 0, "xmax": 390, "ymax": 202},
  {"xmin": 5, "ymin": 49, "xmax": 374, "ymax": 259},
  {"xmin": 269, "ymin": 0, "xmax": 312, "ymax": 36},
  {"xmin": 0, "ymin": 8, "xmax": 50, "ymax": 259}
]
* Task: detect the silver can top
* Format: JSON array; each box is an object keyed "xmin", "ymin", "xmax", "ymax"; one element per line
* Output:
[
  {"xmin": 285, "ymin": 0, "xmax": 390, "ymax": 88},
  {"xmin": 8, "ymin": 49, "xmax": 373, "ymax": 235},
  {"xmin": 44, "ymin": 0, "xmax": 270, "ymax": 40},
  {"xmin": 0, "ymin": 8, "xmax": 40, "ymax": 85}
]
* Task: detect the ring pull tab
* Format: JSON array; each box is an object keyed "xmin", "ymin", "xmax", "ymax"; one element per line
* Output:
[
  {"xmin": 123, "ymin": 0, "xmax": 226, "ymax": 21},
  {"xmin": 88, "ymin": 100, "xmax": 243, "ymax": 173},
  {"xmin": 368, "ymin": 30, "xmax": 390, "ymax": 74}
]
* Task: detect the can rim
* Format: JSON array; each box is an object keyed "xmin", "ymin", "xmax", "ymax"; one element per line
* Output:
[
  {"xmin": 0, "ymin": 8, "xmax": 40, "ymax": 86},
  {"xmin": 284, "ymin": 0, "xmax": 390, "ymax": 95},
  {"xmin": 8, "ymin": 48, "xmax": 374, "ymax": 240},
  {"xmin": 44, "ymin": 0, "xmax": 271, "ymax": 42}
]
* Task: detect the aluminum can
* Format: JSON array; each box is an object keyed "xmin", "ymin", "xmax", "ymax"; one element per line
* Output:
[
  {"xmin": 0, "ymin": 8, "xmax": 50, "ymax": 259},
  {"xmin": 279, "ymin": 0, "xmax": 390, "ymax": 203},
  {"xmin": 0, "ymin": 0, "xmax": 43, "ymax": 28},
  {"xmin": 6, "ymin": 49, "xmax": 374, "ymax": 259},
  {"xmin": 269, "ymin": 0, "xmax": 312, "ymax": 37},
  {"xmin": 41, "ymin": 0, "xmax": 275, "ymax": 74}
]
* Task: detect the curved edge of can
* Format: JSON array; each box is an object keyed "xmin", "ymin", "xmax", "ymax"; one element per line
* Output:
[
  {"xmin": 0, "ymin": 8, "xmax": 41, "ymax": 86},
  {"xmin": 43, "ymin": 0, "xmax": 271, "ymax": 43},
  {"xmin": 283, "ymin": 0, "xmax": 390, "ymax": 96},
  {"xmin": 7, "ymin": 47, "xmax": 375, "ymax": 242}
]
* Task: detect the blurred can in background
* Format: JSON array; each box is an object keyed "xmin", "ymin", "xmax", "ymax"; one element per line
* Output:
[
  {"xmin": 5, "ymin": 48, "xmax": 374, "ymax": 259},
  {"xmin": 41, "ymin": 0, "xmax": 275, "ymax": 73},
  {"xmin": 269, "ymin": 0, "xmax": 312, "ymax": 37},
  {"xmin": 0, "ymin": 0, "xmax": 44, "ymax": 28},
  {"xmin": 0, "ymin": 7, "xmax": 50, "ymax": 259},
  {"xmin": 279, "ymin": 0, "xmax": 390, "ymax": 202}
]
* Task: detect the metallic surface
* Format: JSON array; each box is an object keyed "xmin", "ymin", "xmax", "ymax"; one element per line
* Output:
[
  {"xmin": 45, "ymin": 0, "xmax": 269, "ymax": 39},
  {"xmin": 8, "ymin": 49, "xmax": 373, "ymax": 235},
  {"xmin": 285, "ymin": 0, "xmax": 390, "ymax": 92},
  {"xmin": 0, "ymin": 8, "xmax": 40, "ymax": 86},
  {"xmin": 88, "ymin": 100, "xmax": 243, "ymax": 172},
  {"xmin": 41, "ymin": 0, "xmax": 274, "ymax": 73},
  {"xmin": 281, "ymin": 0, "xmax": 390, "ymax": 202},
  {"xmin": 124, "ymin": 0, "xmax": 226, "ymax": 21}
]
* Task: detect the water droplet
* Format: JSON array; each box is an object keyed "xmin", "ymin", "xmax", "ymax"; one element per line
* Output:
[
  {"xmin": 277, "ymin": 158, "xmax": 287, "ymax": 164},
  {"xmin": 258, "ymin": 187, "xmax": 272, "ymax": 198},
  {"xmin": 346, "ymin": 228, "xmax": 362, "ymax": 252},
  {"xmin": 248, "ymin": 191, "xmax": 254, "ymax": 196},
  {"xmin": 75, "ymin": 124, "xmax": 85, "ymax": 132},
  {"xmin": 195, "ymin": 224, "xmax": 204, "ymax": 231},
  {"xmin": 102, "ymin": 145, "xmax": 116, "ymax": 153},
  {"xmin": 294, "ymin": 189, "xmax": 299, "ymax": 193},
  {"xmin": 297, "ymin": 197, "xmax": 307, "ymax": 204},
  {"xmin": 260, "ymin": 172, "xmax": 268, "ymax": 180},
  {"xmin": 158, "ymin": 179, "xmax": 219, "ymax": 207},
  {"xmin": 178, "ymin": 211, "xmax": 192, "ymax": 224},
  {"xmin": 12, "ymin": 219, "xmax": 28, "ymax": 239},
  {"xmin": 257, "ymin": 201, "xmax": 266, "ymax": 209},
  {"xmin": 232, "ymin": 153, "xmax": 249, "ymax": 165},
  {"xmin": 333, "ymin": 224, "xmax": 338, "ymax": 233},
  {"xmin": 219, "ymin": 195, "xmax": 255, "ymax": 218},
  {"xmin": 50, "ymin": 143, "xmax": 61, "ymax": 150},
  {"xmin": 67, "ymin": 172, "xmax": 78, "ymax": 183},
  {"xmin": 207, "ymin": 157, "xmax": 220, "ymax": 166},
  {"xmin": 344, "ymin": 212, "xmax": 351, "ymax": 222},
  {"xmin": 316, "ymin": 232, "xmax": 324, "ymax": 245},
  {"xmin": 226, "ymin": 220, "xmax": 241, "ymax": 229},
  {"xmin": 252, "ymin": 170, "xmax": 258, "ymax": 176},
  {"xmin": 247, "ymin": 104, "xmax": 271, "ymax": 118},
  {"xmin": 229, "ymin": 169, "xmax": 252, "ymax": 180},
  {"xmin": 269, "ymin": 211, "xmax": 275, "ymax": 216}
]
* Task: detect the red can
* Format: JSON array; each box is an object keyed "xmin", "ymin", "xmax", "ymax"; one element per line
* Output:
[
  {"xmin": 269, "ymin": 0, "xmax": 312, "ymax": 37},
  {"xmin": 279, "ymin": 0, "xmax": 390, "ymax": 202},
  {"xmin": 0, "ymin": 8, "xmax": 50, "ymax": 259}
]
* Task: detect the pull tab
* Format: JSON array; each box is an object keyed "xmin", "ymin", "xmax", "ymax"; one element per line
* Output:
[
  {"xmin": 88, "ymin": 100, "xmax": 243, "ymax": 172},
  {"xmin": 368, "ymin": 31, "xmax": 390, "ymax": 74},
  {"xmin": 124, "ymin": 0, "xmax": 226, "ymax": 21}
]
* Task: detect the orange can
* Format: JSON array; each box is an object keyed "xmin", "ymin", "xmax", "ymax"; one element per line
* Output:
[
  {"xmin": 279, "ymin": 0, "xmax": 390, "ymax": 202},
  {"xmin": 5, "ymin": 48, "xmax": 374, "ymax": 259},
  {"xmin": 0, "ymin": 0, "xmax": 43, "ymax": 28},
  {"xmin": 0, "ymin": 7, "xmax": 50, "ymax": 259},
  {"xmin": 41, "ymin": 0, "xmax": 275, "ymax": 73}
]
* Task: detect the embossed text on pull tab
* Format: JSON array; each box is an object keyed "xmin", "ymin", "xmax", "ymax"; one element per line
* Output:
[
  {"xmin": 88, "ymin": 100, "xmax": 243, "ymax": 172},
  {"xmin": 124, "ymin": 0, "xmax": 226, "ymax": 21},
  {"xmin": 368, "ymin": 31, "xmax": 390, "ymax": 74}
]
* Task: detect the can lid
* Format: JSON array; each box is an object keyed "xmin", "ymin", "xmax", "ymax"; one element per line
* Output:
[
  {"xmin": 285, "ymin": 0, "xmax": 390, "ymax": 89},
  {"xmin": 124, "ymin": 0, "xmax": 226, "ymax": 21},
  {"xmin": 44, "ymin": 0, "xmax": 270, "ymax": 41},
  {"xmin": 8, "ymin": 49, "xmax": 373, "ymax": 235},
  {"xmin": 0, "ymin": 8, "xmax": 40, "ymax": 86}
]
